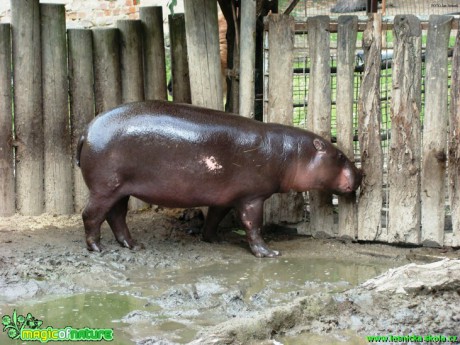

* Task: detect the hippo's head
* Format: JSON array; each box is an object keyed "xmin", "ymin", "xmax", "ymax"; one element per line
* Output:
[{"xmin": 291, "ymin": 137, "xmax": 362, "ymax": 195}]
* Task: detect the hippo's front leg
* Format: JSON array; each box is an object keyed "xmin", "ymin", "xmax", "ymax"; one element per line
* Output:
[{"xmin": 237, "ymin": 199, "xmax": 281, "ymax": 258}]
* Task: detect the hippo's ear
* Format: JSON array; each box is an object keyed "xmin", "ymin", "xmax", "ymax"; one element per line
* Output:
[{"xmin": 313, "ymin": 138, "xmax": 327, "ymax": 152}]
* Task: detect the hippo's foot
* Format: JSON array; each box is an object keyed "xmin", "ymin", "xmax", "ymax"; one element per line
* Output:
[
  {"xmin": 202, "ymin": 232, "xmax": 220, "ymax": 243},
  {"xmin": 117, "ymin": 237, "xmax": 145, "ymax": 251},
  {"xmin": 249, "ymin": 242, "xmax": 281, "ymax": 258},
  {"xmin": 87, "ymin": 239, "xmax": 103, "ymax": 252}
]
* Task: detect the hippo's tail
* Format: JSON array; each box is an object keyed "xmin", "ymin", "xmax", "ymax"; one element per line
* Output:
[{"xmin": 76, "ymin": 135, "xmax": 85, "ymax": 167}]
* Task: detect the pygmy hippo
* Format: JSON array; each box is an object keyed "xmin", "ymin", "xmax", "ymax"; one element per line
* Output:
[{"xmin": 77, "ymin": 100, "xmax": 362, "ymax": 258}]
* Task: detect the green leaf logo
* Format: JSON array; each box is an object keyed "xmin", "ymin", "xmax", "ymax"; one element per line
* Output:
[{"xmin": 2, "ymin": 310, "xmax": 43, "ymax": 339}]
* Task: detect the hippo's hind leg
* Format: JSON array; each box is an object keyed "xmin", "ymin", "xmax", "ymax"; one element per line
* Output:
[
  {"xmin": 236, "ymin": 199, "xmax": 280, "ymax": 258},
  {"xmin": 83, "ymin": 193, "xmax": 120, "ymax": 252},
  {"xmin": 106, "ymin": 196, "xmax": 144, "ymax": 250},
  {"xmin": 202, "ymin": 206, "xmax": 231, "ymax": 242}
]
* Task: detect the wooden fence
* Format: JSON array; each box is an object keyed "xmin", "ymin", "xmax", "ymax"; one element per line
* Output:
[
  {"xmin": 264, "ymin": 14, "xmax": 460, "ymax": 247},
  {"xmin": 1, "ymin": 2, "xmax": 459, "ymax": 249},
  {"xmin": 0, "ymin": 1, "xmax": 192, "ymax": 217}
]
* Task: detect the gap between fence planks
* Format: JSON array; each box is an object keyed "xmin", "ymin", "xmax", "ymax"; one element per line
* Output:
[
  {"xmin": 388, "ymin": 15, "xmax": 422, "ymax": 245},
  {"xmin": 421, "ymin": 15, "xmax": 452, "ymax": 247},
  {"xmin": 336, "ymin": 15, "xmax": 358, "ymax": 240},
  {"xmin": 263, "ymin": 14, "xmax": 304, "ymax": 226},
  {"xmin": 307, "ymin": 15, "xmax": 335, "ymax": 238}
]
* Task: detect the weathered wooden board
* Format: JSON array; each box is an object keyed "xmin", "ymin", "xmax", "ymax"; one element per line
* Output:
[
  {"xmin": 0, "ymin": 23, "xmax": 14, "ymax": 216},
  {"xmin": 140, "ymin": 6, "xmax": 167, "ymax": 101},
  {"xmin": 357, "ymin": 14, "xmax": 384, "ymax": 241},
  {"xmin": 92, "ymin": 28, "xmax": 122, "ymax": 114},
  {"xmin": 336, "ymin": 15, "xmax": 358, "ymax": 240},
  {"xmin": 307, "ymin": 16, "xmax": 334, "ymax": 237},
  {"xmin": 264, "ymin": 14, "xmax": 304, "ymax": 225},
  {"xmin": 68, "ymin": 29, "xmax": 94, "ymax": 213},
  {"xmin": 118, "ymin": 19, "xmax": 144, "ymax": 104},
  {"xmin": 184, "ymin": 0, "xmax": 223, "ymax": 110},
  {"xmin": 239, "ymin": 0, "xmax": 257, "ymax": 118},
  {"xmin": 41, "ymin": 4, "xmax": 73, "ymax": 214},
  {"xmin": 421, "ymin": 15, "xmax": 452, "ymax": 247},
  {"xmin": 388, "ymin": 15, "xmax": 422, "ymax": 244},
  {"xmin": 12, "ymin": 0, "xmax": 44, "ymax": 215},
  {"xmin": 448, "ymin": 23, "xmax": 460, "ymax": 247},
  {"xmin": 117, "ymin": 19, "xmax": 148, "ymax": 211},
  {"xmin": 169, "ymin": 13, "xmax": 192, "ymax": 104}
]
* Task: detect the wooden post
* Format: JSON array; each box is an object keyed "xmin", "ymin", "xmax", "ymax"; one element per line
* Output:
[
  {"xmin": 0, "ymin": 23, "xmax": 14, "ymax": 216},
  {"xmin": 336, "ymin": 16, "xmax": 358, "ymax": 240},
  {"xmin": 388, "ymin": 15, "xmax": 422, "ymax": 244},
  {"xmin": 184, "ymin": 0, "xmax": 223, "ymax": 110},
  {"xmin": 448, "ymin": 27, "xmax": 460, "ymax": 247},
  {"xmin": 68, "ymin": 29, "xmax": 94, "ymax": 213},
  {"xmin": 41, "ymin": 4, "xmax": 73, "ymax": 214},
  {"xmin": 357, "ymin": 14, "xmax": 384, "ymax": 241},
  {"xmin": 118, "ymin": 19, "xmax": 148, "ymax": 211},
  {"xmin": 239, "ymin": 0, "xmax": 257, "ymax": 118},
  {"xmin": 12, "ymin": 0, "xmax": 44, "ymax": 215},
  {"xmin": 140, "ymin": 6, "xmax": 167, "ymax": 101},
  {"xmin": 92, "ymin": 28, "xmax": 122, "ymax": 114},
  {"xmin": 169, "ymin": 13, "xmax": 192, "ymax": 104},
  {"xmin": 421, "ymin": 15, "xmax": 452, "ymax": 246},
  {"xmin": 118, "ymin": 20, "xmax": 144, "ymax": 104},
  {"xmin": 263, "ymin": 14, "xmax": 303, "ymax": 225},
  {"xmin": 307, "ymin": 16, "xmax": 334, "ymax": 237}
]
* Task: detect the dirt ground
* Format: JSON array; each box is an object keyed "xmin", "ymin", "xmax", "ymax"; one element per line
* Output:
[{"xmin": 0, "ymin": 209, "xmax": 459, "ymax": 344}]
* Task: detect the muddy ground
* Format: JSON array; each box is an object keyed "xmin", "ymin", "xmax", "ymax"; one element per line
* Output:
[{"xmin": 0, "ymin": 208, "xmax": 459, "ymax": 344}]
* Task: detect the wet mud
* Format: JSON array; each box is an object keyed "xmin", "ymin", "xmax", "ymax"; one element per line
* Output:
[{"xmin": 0, "ymin": 209, "xmax": 459, "ymax": 344}]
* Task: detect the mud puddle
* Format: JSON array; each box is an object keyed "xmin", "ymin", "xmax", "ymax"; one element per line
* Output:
[
  {"xmin": 1, "ymin": 255, "xmax": 393, "ymax": 344},
  {"xmin": 1, "ymin": 210, "xmax": 458, "ymax": 344}
]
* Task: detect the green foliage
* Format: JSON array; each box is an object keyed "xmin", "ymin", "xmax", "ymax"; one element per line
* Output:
[{"xmin": 167, "ymin": 0, "xmax": 178, "ymax": 15}]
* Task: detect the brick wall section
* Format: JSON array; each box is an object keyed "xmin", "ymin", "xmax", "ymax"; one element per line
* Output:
[
  {"xmin": 66, "ymin": 0, "xmax": 141, "ymax": 27},
  {"xmin": 0, "ymin": 0, "xmax": 180, "ymax": 28}
]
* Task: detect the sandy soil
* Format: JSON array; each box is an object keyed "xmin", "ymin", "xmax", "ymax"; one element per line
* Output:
[{"xmin": 0, "ymin": 209, "xmax": 459, "ymax": 344}]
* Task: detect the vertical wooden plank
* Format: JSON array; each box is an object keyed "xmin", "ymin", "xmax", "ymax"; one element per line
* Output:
[
  {"xmin": 12, "ymin": 0, "xmax": 44, "ymax": 215},
  {"xmin": 68, "ymin": 29, "xmax": 94, "ymax": 213},
  {"xmin": 117, "ymin": 19, "xmax": 148, "ymax": 211},
  {"xmin": 421, "ymin": 15, "xmax": 452, "ymax": 247},
  {"xmin": 184, "ymin": 0, "xmax": 223, "ymax": 110},
  {"xmin": 448, "ymin": 27, "xmax": 460, "ymax": 247},
  {"xmin": 118, "ymin": 19, "xmax": 144, "ymax": 104},
  {"xmin": 140, "ymin": 6, "xmax": 167, "ymax": 101},
  {"xmin": 357, "ymin": 14, "xmax": 384, "ymax": 241},
  {"xmin": 92, "ymin": 28, "xmax": 122, "ymax": 114},
  {"xmin": 388, "ymin": 15, "xmax": 422, "ymax": 244},
  {"xmin": 169, "ymin": 13, "xmax": 192, "ymax": 104},
  {"xmin": 307, "ymin": 15, "xmax": 334, "ymax": 237},
  {"xmin": 41, "ymin": 4, "xmax": 73, "ymax": 214},
  {"xmin": 336, "ymin": 15, "xmax": 358, "ymax": 240},
  {"xmin": 239, "ymin": 0, "xmax": 257, "ymax": 118},
  {"xmin": 0, "ymin": 23, "xmax": 14, "ymax": 216},
  {"xmin": 264, "ymin": 14, "xmax": 304, "ymax": 225}
]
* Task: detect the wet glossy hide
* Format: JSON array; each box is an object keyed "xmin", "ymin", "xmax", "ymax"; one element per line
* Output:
[{"xmin": 77, "ymin": 100, "xmax": 362, "ymax": 257}]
